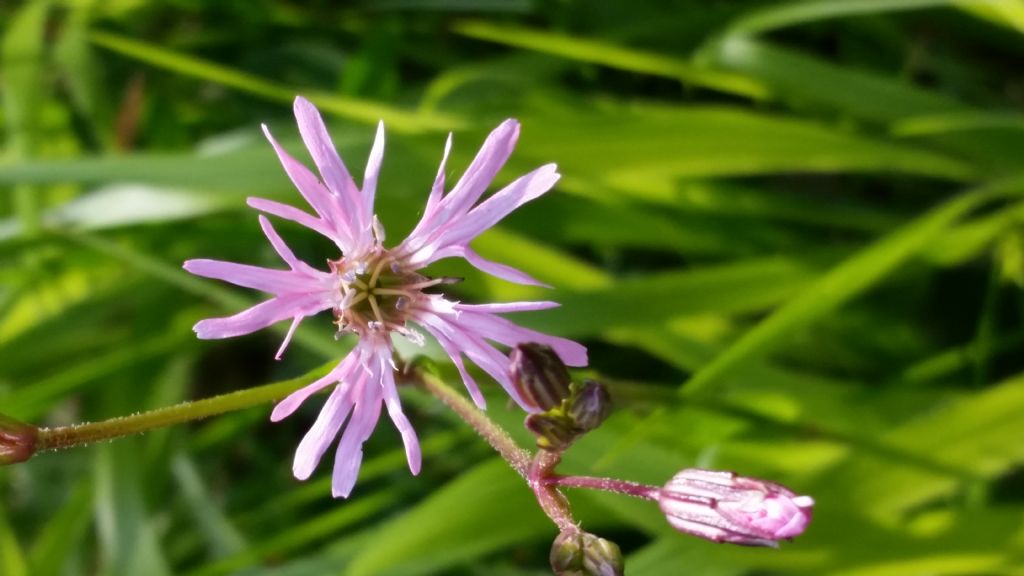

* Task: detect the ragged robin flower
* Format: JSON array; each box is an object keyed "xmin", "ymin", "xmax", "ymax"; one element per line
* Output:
[
  {"xmin": 185, "ymin": 97, "xmax": 587, "ymax": 497},
  {"xmin": 657, "ymin": 468, "xmax": 814, "ymax": 547}
]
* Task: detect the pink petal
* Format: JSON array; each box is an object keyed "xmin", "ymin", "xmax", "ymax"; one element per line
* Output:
[
  {"xmin": 419, "ymin": 313, "xmax": 533, "ymax": 410},
  {"xmin": 457, "ymin": 310, "xmax": 588, "ymax": 367},
  {"xmin": 261, "ymin": 124, "xmax": 353, "ymax": 248},
  {"xmin": 272, "ymin": 353, "xmax": 360, "ymax": 422},
  {"xmin": 376, "ymin": 350, "xmax": 421, "ymax": 474},
  {"xmin": 420, "ymin": 321, "xmax": 487, "ymax": 409},
  {"xmin": 192, "ymin": 292, "xmax": 332, "ymax": 340},
  {"xmin": 425, "ymin": 133, "xmax": 453, "ymax": 214},
  {"xmin": 332, "ymin": 381, "xmax": 383, "ymax": 498},
  {"xmin": 403, "ymin": 119, "xmax": 520, "ymax": 258},
  {"xmin": 183, "ymin": 259, "xmax": 324, "ymax": 295},
  {"xmin": 246, "ymin": 197, "xmax": 338, "ymax": 244},
  {"xmin": 404, "ymin": 133, "xmax": 453, "ymax": 248},
  {"xmin": 455, "ymin": 301, "xmax": 560, "ymax": 314},
  {"xmin": 460, "ymin": 247, "xmax": 551, "ymax": 287},
  {"xmin": 274, "ymin": 316, "xmax": 303, "ymax": 360},
  {"xmin": 361, "ymin": 121, "xmax": 385, "ymax": 233},
  {"xmin": 292, "ymin": 382, "xmax": 355, "ymax": 480},
  {"xmin": 441, "ymin": 164, "xmax": 560, "ymax": 247},
  {"xmin": 438, "ymin": 119, "xmax": 520, "ymax": 222},
  {"xmin": 292, "ymin": 97, "xmax": 363, "ymax": 232},
  {"xmin": 258, "ymin": 215, "xmax": 323, "ymax": 277}
]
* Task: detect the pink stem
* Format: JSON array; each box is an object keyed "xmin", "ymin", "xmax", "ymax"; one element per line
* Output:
[{"xmin": 548, "ymin": 475, "xmax": 661, "ymax": 501}]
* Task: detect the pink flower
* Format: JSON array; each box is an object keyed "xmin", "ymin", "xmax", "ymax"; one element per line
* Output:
[
  {"xmin": 656, "ymin": 468, "xmax": 814, "ymax": 547},
  {"xmin": 184, "ymin": 96, "xmax": 587, "ymax": 498}
]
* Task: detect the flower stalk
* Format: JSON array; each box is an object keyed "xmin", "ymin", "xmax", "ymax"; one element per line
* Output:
[
  {"xmin": 3, "ymin": 364, "xmax": 331, "ymax": 460},
  {"xmin": 415, "ymin": 369, "xmax": 531, "ymax": 478}
]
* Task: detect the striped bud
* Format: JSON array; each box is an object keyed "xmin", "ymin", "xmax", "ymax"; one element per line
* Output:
[
  {"xmin": 510, "ymin": 343, "xmax": 572, "ymax": 411},
  {"xmin": 657, "ymin": 468, "xmax": 814, "ymax": 547},
  {"xmin": 566, "ymin": 380, "xmax": 610, "ymax": 432}
]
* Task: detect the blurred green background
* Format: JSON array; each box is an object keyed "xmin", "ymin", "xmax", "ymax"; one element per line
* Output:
[{"xmin": 3, "ymin": 1, "xmax": 1024, "ymax": 574}]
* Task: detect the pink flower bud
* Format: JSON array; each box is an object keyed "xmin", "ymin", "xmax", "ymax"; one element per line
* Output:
[
  {"xmin": 656, "ymin": 468, "xmax": 813, "ymax": 547},
  {"xmin": 0, "ymin": 414, "xmax": 38, "ymax": 465}
]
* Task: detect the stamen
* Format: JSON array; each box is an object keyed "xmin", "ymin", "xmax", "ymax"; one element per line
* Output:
[
  {"xmin": 404, "ymin": 277, "xmax": 457, "ymax": 291},
  {"xmin": 373, "ymin": 287, "xmax": 413, "ymax": 298},
  {"xmin": 368, "ymin": 257, "xmax": 389, "ymax": 288},
  {"xmin": 368, "ymin": 294, "xmax": 386, "ymax": 326},
  {"xmin": 345, "ymin": 291, "xmax": 368, "ymax": 309},
  {"xmin": 394, "ymin": 296, "xmax": 408, "ymax": 311}
]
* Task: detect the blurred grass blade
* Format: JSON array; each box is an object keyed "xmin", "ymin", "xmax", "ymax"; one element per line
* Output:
[
  {"xmin": 528, "ymin": 256, "xmax": 816, "ymax": 338},
  {"xmin": 95, "ymin": 443, "xmax": 172, "ymax": 576},
  {"xmin": 891, "ymin": 111, "xmax": 1024, "ymax": 136},
  {"xmin": 61, "ymin": 230, "xmax": 341, "ymax": 358},
  {"xmin": 682, "ymin": 176, "xmax": 1024, "ymax": 396},
  {"xmin": 452, "ymin": 20, "xmax": 770, "ymax": 99},
  {"xmin": 88, "ymin": 31, "xmax": 460, "ymax": 133},
  {"xmin": 2, "ymin": 0, "xmax": 49, "ymax": 153},
  {"xmin": 186, "ymin": 491, "xmax": 395, "ymax": 576},
  {"xmin": 28, "ymin": 479, "xmax": 94, "ymax": 576},
  {"xmin": 830, "ymin": 371, "xmax": 1024, "ymax": 518},
  {"xmin": 525, "ymin": 106, "xmax": 978, "ymax": 182},
  {"xmin": 171, "ymin": 455, "xmax": 246, "ymax": 560},
  {"xmin": 726, "ymin": 0, "xmax": 959, "ymax": 36},
  {"xmin": 2, "ymin": 0, "xmax": 51, "ymax": 237},
  {"xmin": 702, "ymin": 36, "xmax": 963, "ymax": 124},
  {"xmin": 955, "ymin": 0, "xmax": 1024, "ymax": 32},
  {"xmin": 346, "ymin": 459, "xmax": 549, "ymax": 576},
  {"xmin": 0, "ymin": 500, "xmax": 28, "ymax": 576}
]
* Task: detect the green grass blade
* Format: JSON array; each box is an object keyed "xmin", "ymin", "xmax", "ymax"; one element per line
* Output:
[
  {"xmin": 88, "ymin": 31, "xmax": 461, "ymax": 133},
  {"xmin": 452, "ymin": 20, "xmax": 770, "ymax": 99},
  {"xmin": 681, "ymin": 176, "xmax": 1024, "ymax": 396},
  {"xmin": 726, "ymin": 0, "xmax": 960, "ymax": 36}
]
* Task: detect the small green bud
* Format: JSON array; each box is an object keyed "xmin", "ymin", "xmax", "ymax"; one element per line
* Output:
[
  {"xmin": 510, "ymin": 343, "xmax": 573, "ymax": 411},
  {"xmin": 0, "ymin": 414, "xmax": 38, "ymax": 465},
  {"xmin": 550, "ymin": 531, "xmax": 624, "ymax": 576},
  {"xmin": 525, "ymin": 412, "xmax": 580, "ymax": 452},
  {"xmin": 566, "ymin": 380, "xmax": 611, "ymax": 433}
]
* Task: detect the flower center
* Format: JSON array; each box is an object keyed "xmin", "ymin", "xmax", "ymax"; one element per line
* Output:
[{"xmin": 331, "ymin": 250, "xmax": 444, "ymax": 337}]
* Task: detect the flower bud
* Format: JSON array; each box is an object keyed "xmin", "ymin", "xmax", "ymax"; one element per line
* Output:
[
  {"xmin": 550, "ymin": 531, "xmax": 624, "ymax": 576},
  {"xmin": 657, "ymin": 468, "xmax": 813, "ymax": 547},
  {"xmin": 0, "ymin": 414, "xmax": 38, "ymax": 465},
  {"xmin": 525, "ymin": 412, "xmax": 579, "ymax": 452},
  {"xmin": 510, "ymin": 343, "xmax": 572, "ymax": 411},
  {"xmin": 566, "ymin": 380, "xmax": 611, "ymax": 432}
]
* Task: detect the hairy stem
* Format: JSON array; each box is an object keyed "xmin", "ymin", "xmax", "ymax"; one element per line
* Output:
[
  {"xmin": 34, "ymin": 363, "xmax": 332, "ymax": 453},
  {"xmin": 549, "ymin": 475, "xmax": 661, "ymax": 501},
  {"xmin": 415, "ymin": 370, "xmax": 531, "ymax": 477}
]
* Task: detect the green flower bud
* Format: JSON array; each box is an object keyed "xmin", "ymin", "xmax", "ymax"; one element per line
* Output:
[
  {"xmin": 510, "ymin": 343, "xmax": 573, "ymax": 411},
  {"xmin": 525, "ymin": 412, "xmax": 580, "ymax": 452},
  {"xmin": 550, "ymin": 531, "xmax": 624, "ymax": 576},
  {"xmin": 566, "ymin": 380, "xmax": 611, "ymax": 433},
  {"xmin": 0, "ymin": 414, "xmax": 38, "ymax": 465}
]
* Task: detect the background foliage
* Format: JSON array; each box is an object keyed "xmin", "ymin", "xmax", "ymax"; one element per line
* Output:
[{"xmin": 3, "ymin": 1, "xmax": 1024, "ymax": 574}]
